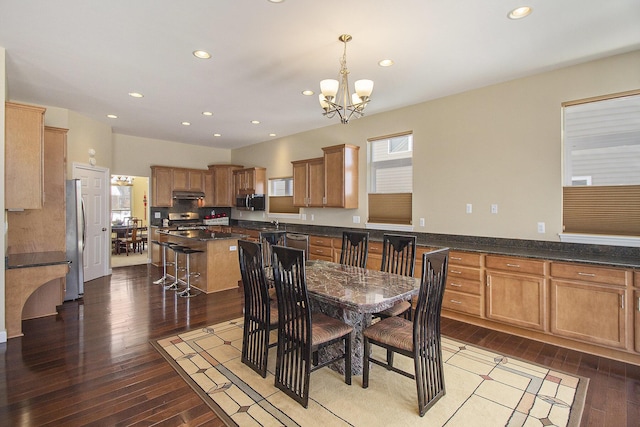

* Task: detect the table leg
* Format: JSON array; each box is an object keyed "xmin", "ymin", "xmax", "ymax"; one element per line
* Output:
[{"xmin": 311, "ymin": 298, "xmax": 371, "ymax": 376}]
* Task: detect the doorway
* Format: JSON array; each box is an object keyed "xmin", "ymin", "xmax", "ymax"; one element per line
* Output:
[{"xmin": 110, "ymin": 175, "xmax": 150, "ymax": 268}]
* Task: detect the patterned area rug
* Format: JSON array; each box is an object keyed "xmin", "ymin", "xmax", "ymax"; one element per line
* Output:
[{"xmin": 151, "ymin": 318, "xmax": 588, "ymax": 427}]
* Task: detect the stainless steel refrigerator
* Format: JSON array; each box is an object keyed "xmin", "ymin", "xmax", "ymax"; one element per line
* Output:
[{"xmin": 65, "ymin": 179, "xmax": 85, "ymax": 301}]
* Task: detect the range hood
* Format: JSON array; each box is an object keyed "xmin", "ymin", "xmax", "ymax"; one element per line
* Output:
[{"xmin": 172, "ymin": 190, "xmax": 205, "ymax": 200}]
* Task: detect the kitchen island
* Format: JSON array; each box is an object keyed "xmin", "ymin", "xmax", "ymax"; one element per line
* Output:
[{"xmin": 158, "ymin": 230, "xmax": 246, "ymax": 294}]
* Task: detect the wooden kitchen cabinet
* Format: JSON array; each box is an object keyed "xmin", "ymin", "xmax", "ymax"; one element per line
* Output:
[
  {"xmin": 151, "ymin": 166, "xmax": 173, "ymax": 207},
  {"xmin": 550, "ymin": 262, "xmax": 628, "ymax": 349},
  {"xmin": 308, "ymin": 235, "xmax": 333, "ymax": 261},
  {"xmin": 485, "ymin": 255, "xmax": 547, "ymax": 331},
  {"xmin": 208, "ymin": 164, "xmax": 243, "ymax": 207},
  {"xmin": 233, "ymin": 167, "xmax": 266, "ymax": 196},
  {"xmin": 172, "ymin": 168, "xmax": 204, "ymax": 192},
  {"xmin": 443, "ymin": 251, "xmax": 484, "ymax": 317},
  {"xmin": 323, "ymin": 144, "xmax": 359, "ymax": 208},
  {"xmin": 635, "ymin": 287, "xmax": 640, "ymax": 353},
  {"xmin": 5, "ymin": 102, "xmax": 46, "ymax": 209},
  {"xmin": 292, "ymin": 157, "xmax": 325, "ymax": 207}
]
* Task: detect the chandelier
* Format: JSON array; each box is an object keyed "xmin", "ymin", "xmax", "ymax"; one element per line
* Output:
[
  {"xmin": 319, "ymin": 34, "xmax": 373, "ymax": 124},
  {"xmin": 111, "ymin": 175, "xmax": 134, "ymax": 186}
]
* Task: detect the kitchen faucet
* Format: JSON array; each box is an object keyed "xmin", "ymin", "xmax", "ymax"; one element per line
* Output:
[{"xmin": 271, "ymin": 219, "xmax": 279, "ymax": 230}]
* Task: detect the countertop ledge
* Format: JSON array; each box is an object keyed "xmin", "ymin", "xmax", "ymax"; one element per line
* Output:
[
  {"xmin": 236, "ymin": 222, "xmax": 640, "ymax": 269},
  {"xmin": 6, "ymin": 251, "xmax": 70, "ymax": 269}
]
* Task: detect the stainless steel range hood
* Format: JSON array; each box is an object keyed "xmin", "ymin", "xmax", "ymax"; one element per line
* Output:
[{"xmin": 172, "ymin": 190, "xmax": 205, "ymax": 200}]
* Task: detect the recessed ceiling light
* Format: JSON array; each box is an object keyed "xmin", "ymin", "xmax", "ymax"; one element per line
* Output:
[
  {"xmin": 193, "ymin": 50, "xmax": 211, "ymax": 59},
  {"xmin": 302, "ymin": 90, "xmax": 314, "ymax": 96},
  {"xmin": 251, "ymin": 120, "xmax": 260, "ymax": 124},
  {"xmin": 202, "ymin": 111, "xmax": 213, "ymax": 116},
  {"xmin": 181, "ymin": 121, "xmax": 191, "ymax": 126},
  {"xmin": 268, "ymin": 0, "xmax": 285, "ymax": 3},
  {"xmin": 106, "ymin": 114, "xmax": 118, "ymax": 119},
  {"xmin": 378, "ymin": 59, "xmax": 394, "ymax": 67},
  {"xmin": 128, "ymin": 92, "xmax": 144, "ymax": 98},
  {"xmin": 269, "ymin": 133, "xmax": 277, "ymax": 137},
  {"xmin": 508, "ymin": 6, "xmax": 532, "ymax": 19},
  {"xmin": 213, "ymin": 133, "xmax": 221, "ymax": 137}
]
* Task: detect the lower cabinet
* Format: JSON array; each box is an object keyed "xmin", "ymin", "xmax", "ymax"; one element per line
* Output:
[
  {"xmin": 635, "ymin": 288, "xmax": 640, "ymax": 353},
  {"xmin": 443, "ymin": 251, "xmax": 483, "ymax": 317},
  {"xmin": 308, "ymin": 235, "xmax": 333, "ymax": 261},
  {"xmin": 550, "ymin": 279, "xmax": 627, "ymax": 349},
  {"xmin": 485, "ymin": 256, "xmax": 547, "ymax": 332}
]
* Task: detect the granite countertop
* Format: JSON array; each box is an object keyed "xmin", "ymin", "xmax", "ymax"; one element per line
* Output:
[
  {"xmin": 6, "ymin": 251, "xmax": 70, "ymax": 269},
  {"xmin": 159, "ymin": 230, "xmax": 246, "ymax": 241},
  {"xmin": 237, "ymin": 222, "xmax": 640, "ymax": 269}
]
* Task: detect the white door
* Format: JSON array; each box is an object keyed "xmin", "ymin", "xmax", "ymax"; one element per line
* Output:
[{"xmin": 73, "ymin": 163, "xmax": 110, "ymax": 282}]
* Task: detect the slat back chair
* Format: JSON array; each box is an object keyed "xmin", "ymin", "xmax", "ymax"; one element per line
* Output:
[
  {"xmin": 363, "ymin": 248, "xmax": 449, "ymax": 416},
  {"xmin": 376, "ymin": 233, "xmax": 417, "ymax": 318},
  {"xmin": 339, "ymin": 231, "xmax": 369, "ymax": 268},
  {"xmin": 271, "ymin": 245, "xmax": 353, "ymax": 408},
  {"xmin": 259, "ymin": 230, "xmax": 287, "ymax": 270},
  {"xmin": 238, "ymin": 240, "xmax": 278, "ymax": 377}
]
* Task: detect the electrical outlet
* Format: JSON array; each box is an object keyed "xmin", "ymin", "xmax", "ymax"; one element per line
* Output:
[
  {"xmin": 537, "ymin": 222, "xmax": 546, "ymax": 233},
  {"xmin": 419, "ymin": 217, "xmax": 425, "ymax": 227},
  {"xmin": 353, "ymin": 215, "xmax": 360, "ymax": 224},
  {"xmin": 491, "ymin": 204, "xmax": 498, "ymax": 214},
  {"xmin": 311, "ymin": 214, "xmax": 314, "ymax": 221},
  {"xmin": 301, "ymin": 213, "xmax": 307, "ymax": 221},
  {"xmin": 154, "ymin": 212, "xmax": 161, "ymax": 219},
  {"xmin": 466, "ymin": 204, "xmax": 472, "ymax": 214}
]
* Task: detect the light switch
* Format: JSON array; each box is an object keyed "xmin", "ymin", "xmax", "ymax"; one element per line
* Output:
[
  {"xmin": 491, "ymin": 204, "xmax": 498, "ymax": 214},
  {"xmin": 419, "ymin": 218, "xmax": 425, "ymax": 227}
]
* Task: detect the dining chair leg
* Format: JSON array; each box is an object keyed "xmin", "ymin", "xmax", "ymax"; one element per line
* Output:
[
  {"xmin": 387, "ymin": 349, "xmax": 394, "ymax": 368},
  {"xmin": 345, "ymin": 333, "xmax": 352, "ymax": 385},
  {"xmin": 363, "ymin": 338, "xmax": 371, "ymax": 388}
]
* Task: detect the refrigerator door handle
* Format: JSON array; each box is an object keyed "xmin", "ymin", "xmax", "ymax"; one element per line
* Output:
[{"xmin": 81, "ymin": 197, "xmax": 87, "ymax": 251}]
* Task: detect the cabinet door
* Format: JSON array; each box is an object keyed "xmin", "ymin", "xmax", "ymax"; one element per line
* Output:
[
  {"xmin": 203, "ymin": 172, "xmax": 214, "ymax": 206},
  {"xmin": 635, "ymin": 290, "xmax": 640, "ymax": 353},
  {"xmin": 551, "ymin": 280, "xmax": 626, "ymax": 349},
  {"xmin": 323, "ymin": 144, "xmax": 359, "ymax": 208},
  {"xmin": 172, "ymin": 169, "xmax": 189, "ymax": 190},
  {"xmin": 152, "ymin": 167, "xmax": 173, "ymax": 207},
  {"xmin": 292, "ymin": 162, "xmax": 309, "ymax": 206},
  {"xmin": 211, "ymin": 165, "xmax": 242, "ymax": 207},
  {"xmin": 486, "ymin": 271, "xmax": 546, "ymax": 331},
  {"xmin": 5, "ymin": 102, "xmax": 46, "ymax": 209},
  {"xmin": 307, "ymin": 158, "xmax": 325, "ymax": 207},
  {"xmin": 189, "ymin": 170, "xmax": 204, "ymax": 192}
]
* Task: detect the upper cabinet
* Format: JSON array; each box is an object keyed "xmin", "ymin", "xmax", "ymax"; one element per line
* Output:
[
  {"xmin": 233, "ymin": 167, "xmax": 266, "ymax": 196},
  {"xmin": 292, "ymin": 144, "xmax": 359, "ymax": 208},
  {"xmin": 5, "ymin": 102, "xmax": 46, "ymax": 209},
  {"xmin": 208, "ymin": 164, "xmax": 243, "ymax": 207},
  {"xmin": 150, "ymin": 166, "xmax": 174, "ymax": 207},
  {"xmin": 323, "ymin": 144, "xmax": 359, "ymax": 208},
  {"xmin": 172, "ymin": 168, "xmax": 204, "ymax": 192}
]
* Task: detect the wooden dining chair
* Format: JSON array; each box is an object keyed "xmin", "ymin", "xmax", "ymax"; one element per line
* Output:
[
  {"xmin": 271, "ymin": 245, "xmax": 353, "ymax": 408},
  {"xmin": 117, "ymin": 222, "xmax": 142, "ymax": 255},
  {"xmin": 238, "ymin": 240, "xmax": 278, "ymax": 377},
  {"xmin": 375, "ymin": 233, "xmax": 417, "ymax": 318},
  {"xmin": 363, "ymin": 248, "xmax": 449, "ymax": 416},
  {"xmin": 259, "ymin": 230, "xmax": 287, "ymax": 270},
  {"xmin": 339, "ymin": 231, "xmax": 369, "ymax": 268}
]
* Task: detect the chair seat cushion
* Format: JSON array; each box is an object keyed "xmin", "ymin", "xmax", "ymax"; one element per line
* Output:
[
  {"xmin": 378, "ymin": 300, "xmax": 411, "ymax": 317},
  {"xmin": 364, "ymin": 316, "xmax": 413, "ymax": 352},
  {"xmin": 311, "ymin": 312, "xmax": 353, "ymax": 346}
]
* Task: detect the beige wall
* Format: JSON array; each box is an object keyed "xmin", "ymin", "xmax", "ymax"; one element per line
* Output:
[
  {"xmin": 231, "ymin": 49, "xmax": 640, "ymax": 241},
  {"xmin": 1, "ymin": 47, "xmax": 6, "ymax": 341},
  {"xmin": 112, "ymin": 133, "xmax": 231, "ymax": 178},
  {"xmin": 130, "ymin": 177, "xmax": 149, "ymax": 227}
]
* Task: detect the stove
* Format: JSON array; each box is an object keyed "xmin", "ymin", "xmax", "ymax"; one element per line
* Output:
[{"xmin": 168, "ymin": 212, "xmax": 205, "ymax": 230}]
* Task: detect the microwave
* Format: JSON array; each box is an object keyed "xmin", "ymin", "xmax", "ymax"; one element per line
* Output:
[{"xmin": 236, "ymin": 194, "xmax": 265, "ymax": 211}]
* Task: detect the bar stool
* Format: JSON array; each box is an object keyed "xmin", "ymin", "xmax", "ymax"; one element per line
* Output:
[
  {"xmin": 152, "ymin": 240, "xmax": 176, "ymax": 285},
  {"xmin": 164, "ymin": 244, "xmax": 188, "ymax": 291},
  {"xmin": 171, "ymin": 246, "xmax": 203, "ymax": 298}
]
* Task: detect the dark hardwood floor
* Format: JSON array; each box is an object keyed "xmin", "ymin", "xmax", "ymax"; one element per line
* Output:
[{"xmin": 1, "ymin": 264, "xmax": 639, "ymax": 426}]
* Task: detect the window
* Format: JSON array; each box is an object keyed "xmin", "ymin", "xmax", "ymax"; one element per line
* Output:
[
  {"xmin": 562, "ymin": 90, "xmax": 640, "ymax": 237},
  {"xmin": 268, "ymin": 177, "xmax": 299, "ymax": 214},
  {"xmin": 367, "ymin": 132, "xmax": 413, "ymax": 225},
  {"xmin": 111, "ymin": 185, "xmax": 132, "ymax": 224}
]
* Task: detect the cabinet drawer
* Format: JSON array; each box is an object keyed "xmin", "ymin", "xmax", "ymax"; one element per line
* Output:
[
  {"xmin": 368, "ymin": 241, "xmax": 383, "ymax": 254},
  {"xmin": 309, "ymin": 235, "xmax": 332, "ymax": 248},
  {"xmin": 446, "ymin": 277, "xmax": 481, "ymax": 295},
  {"xmin": 309, "ymin": 252, "xmax": 333, "ymax": 262},
  {"xmin": 449, "ymin": 251, "xmax": 482, "ymax": 268},
  {"xmin": 443, "ymin": 290, "xmax": 482, "ymax": 317},
  {"xmin": 551, "ymin": 262, "xmax": 627, "ymax": 287},
  {"xmin": 636, "ymin": 271, "xmax": 640, "ymax": 287},
  {"xmin": 485, "ymin": 255, "xmax": 545, "ymax": 276},
  {"xmin": 447, "ymin": 265, "xmax": 483, "ymax": 282},
  {"xmin": 309, "ymin": 246, "xmax": 332, "ymax": 257}
]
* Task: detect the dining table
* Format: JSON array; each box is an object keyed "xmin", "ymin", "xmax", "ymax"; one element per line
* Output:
[
  {"xmin": 111, "ymin": 225, "xmax": 148, "ymax": 254},
  {"xmin": 301, "ymin": 259, "xmax": 421, "ymax": 375}
]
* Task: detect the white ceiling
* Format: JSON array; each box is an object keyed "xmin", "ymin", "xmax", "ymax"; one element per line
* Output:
[{"xmin": 1, "ymin": 0, "xmax": 639, "ymax": 150}]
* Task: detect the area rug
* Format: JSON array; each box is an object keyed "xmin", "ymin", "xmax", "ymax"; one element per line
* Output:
[{"xmin": 151, "ymin": 318, "xmax": 588, "ymax": 427}]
